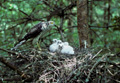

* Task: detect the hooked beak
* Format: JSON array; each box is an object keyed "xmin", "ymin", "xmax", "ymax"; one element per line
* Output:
[{"xmin": 54, "ymin": 24, "xmax": 58, "ymax": 28}]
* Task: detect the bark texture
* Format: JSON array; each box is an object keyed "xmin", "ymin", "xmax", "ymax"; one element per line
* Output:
[{"xmin": 77, "ymin": 0, "xmax": 89, "ymax": 48}]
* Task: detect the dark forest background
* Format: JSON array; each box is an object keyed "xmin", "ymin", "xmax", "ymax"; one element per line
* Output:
[{"xmin": 0, "ymin": 0, "xmax": 120, "ymax": 83}]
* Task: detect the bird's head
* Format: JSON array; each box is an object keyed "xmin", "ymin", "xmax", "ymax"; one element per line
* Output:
[
  {"xmin": 42, "ymin": 21, "xmax": 55, "ymax": 30},
  {"xmin": 48, "ymin": 21, "xmax": 55, "ymax": 26},
  {"xmin": 53, "ymin": 39, "xmax": 58, "ymax": 43},
  {"xmin": 57, "ymin": 40, "xmax": 62, "ymax": 44},
  {"xmin": 64, "ymin": 42, "xmax": 69, "ymax": 45},
  {"xmin": 58, "ymin": 43, "xmax": 63, "ymax": 50}
]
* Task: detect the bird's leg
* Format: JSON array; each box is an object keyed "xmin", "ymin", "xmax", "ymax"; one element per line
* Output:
[{"xmin": 37, "ymin": 42, "xmax": 41, "ymax": 51}]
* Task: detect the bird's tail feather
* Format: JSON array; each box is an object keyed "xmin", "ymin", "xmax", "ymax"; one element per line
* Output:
[{"xmin": 11, "ymin": 39, "xmax": 26, "ymax": 50}]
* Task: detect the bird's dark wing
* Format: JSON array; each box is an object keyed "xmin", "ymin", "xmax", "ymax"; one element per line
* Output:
[{"xmin": 23, "ymin": 23, "xmax": 43, "ymax": 40}]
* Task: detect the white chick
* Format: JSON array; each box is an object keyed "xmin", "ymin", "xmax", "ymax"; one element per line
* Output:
[
  {"xmin": 59, "ymin": 42, "xmax": 74, "ymax": 55},
  {"xmin": 56, "ymin": 40, "xmax": 62, "ymax": 53},
  {"xmin": 64, "ymin": 42, "xmax": 69, "ymax": 45},
  {"xmin": 53, "ymin": 39, "xmax": 58, "ymax": 43},
  {"xmin": 57, "ymin": 40, "xmax": 62, "ymax": 44},
  {"xmin": 49, "ymin": 39, "xmax": 58, "ymax": 52}
]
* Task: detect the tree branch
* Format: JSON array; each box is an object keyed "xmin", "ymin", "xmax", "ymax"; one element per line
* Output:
[
  {"xmin": 0, "ymin": 48, "xmax": 18, "ymax": 55},
  {"xmin": 45, "ymin": 2, "xmax": 76, "ymax": 20},
  {"xmin": 0, "ymin": 76, "xmax": 21, "ymax": 82},
  {"xmin": 0, "ymin": 56, "xmax": 32, "ymax": 82}
]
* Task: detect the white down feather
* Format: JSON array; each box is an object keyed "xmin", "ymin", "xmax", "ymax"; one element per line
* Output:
[
  {"xmin": 49, "ymin": 39, "xmax": 59, "ymax": 52},
  {"xmin": 59, "ymin": 42, "xmax": 74, "ymax": 55}
]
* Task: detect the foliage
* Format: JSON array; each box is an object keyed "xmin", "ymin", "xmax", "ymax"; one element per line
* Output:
[
  {"xmin": 0, "ymin": 0, "xmax": 120, "ymax": 82},
  {"xmin": 0, "ymin": 0, "xmax": 120, "ymax": 52}
]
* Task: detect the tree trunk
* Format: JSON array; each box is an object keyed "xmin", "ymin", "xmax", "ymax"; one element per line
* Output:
[
  {"xmin": 77, "ymin": 0, "xmax": 90, "ymax": 48},
  {"xmin": 90, "ymin": 0, "xmax": 93, "ymax": 25},
  {"xmin": 107, "ymin": 0, "xmax": 111, "ymax": 29},
  {"xmin": 67, "ymin": 18, "xmax": 74, "ymax": 44}
]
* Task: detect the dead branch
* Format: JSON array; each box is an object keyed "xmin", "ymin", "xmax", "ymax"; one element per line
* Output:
[
  {"xmin": 0, "ymin": 76, "xmax": 21, "ymax": 82},
  {"xmin": 0, "ymin": 48, "xmax": 30, "ymax": 62},
  {"xmin": 0, "ymin": 48, "xmax": 18, "ymax": 55},
  {"xmin": 0, "ymin": 56, "xmax": 32, "ymax": 82}
]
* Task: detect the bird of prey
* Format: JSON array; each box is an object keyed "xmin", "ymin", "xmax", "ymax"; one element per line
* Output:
[{"xmin": 12, "ymin": 21, "xmax": 55, "ymax": 50}]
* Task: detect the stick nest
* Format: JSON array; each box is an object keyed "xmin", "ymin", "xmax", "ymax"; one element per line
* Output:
[{"xmin": 0, "ymin": 49, "xmax": 120, "ymax": 83}]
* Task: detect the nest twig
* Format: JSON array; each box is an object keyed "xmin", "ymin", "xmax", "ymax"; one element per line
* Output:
[{"xmin": 0, "ymin": 48, "xmax": 120, "ymax": 83}]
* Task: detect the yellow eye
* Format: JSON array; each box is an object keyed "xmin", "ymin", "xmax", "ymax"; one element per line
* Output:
[{"xmin": 50, "ymin": 22, "xmax": 53, "ymax": 24}]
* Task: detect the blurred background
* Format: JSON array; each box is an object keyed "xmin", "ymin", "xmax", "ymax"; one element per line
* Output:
[{"xmin": 0, "ymin": 0, "xmax": 120, "ymax": 53}]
